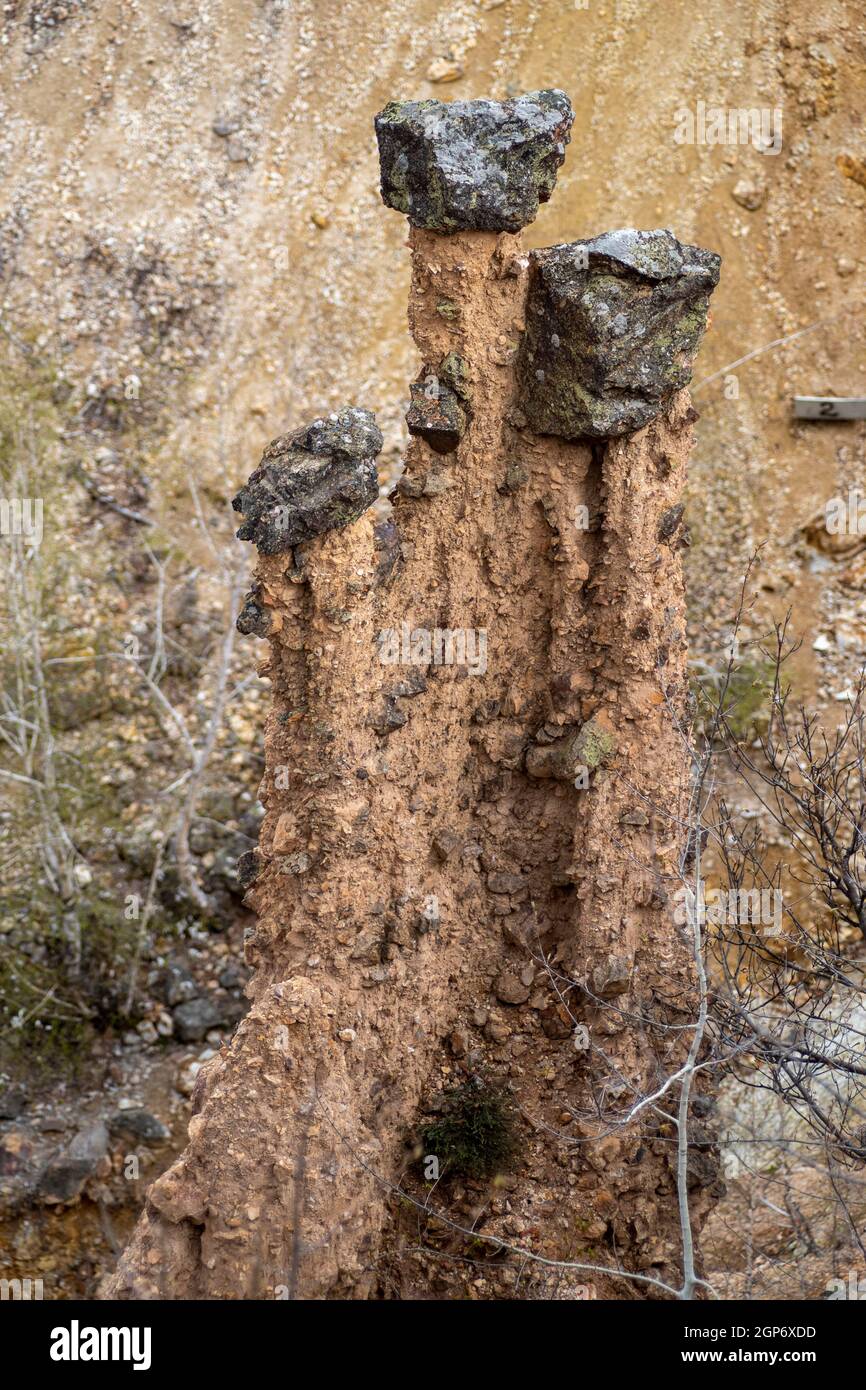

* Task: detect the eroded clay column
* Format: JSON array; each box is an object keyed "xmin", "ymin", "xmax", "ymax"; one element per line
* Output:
[
  {"xmin": 517, "ymin": 229, "xmax": 722, "ymax": 1276},
  {"xmin": 106, "ymin": 96, "xmax": 721, "ymax": 1301},
  {"xmin": 105, "ymin": 91, "xmax": 578, "ymax": 1300}
]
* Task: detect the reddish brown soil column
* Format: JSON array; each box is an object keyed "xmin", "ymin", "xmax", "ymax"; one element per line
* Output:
[{"xmin": 105, "ymin": 92, "xmax": 721, "ymax": 1300}]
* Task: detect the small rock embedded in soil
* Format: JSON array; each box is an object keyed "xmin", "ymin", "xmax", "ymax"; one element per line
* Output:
[
  {"xmin": 375, "ymin": 90, "xmax": 573, "ymax": 233},
  {"xmin": 657, "ymin": 502, "xmax": 686, "ymax": 542},
  {"xmin": 494, "ymin": 971, "xmax": 531, "ymax": 1005},
  {"xmin": 236, "ymin": 848, "xmax": 260, "ymax": 890},
  {"xmin": 369, "ymin": 696, "xmax": 407, "ymax": 736},
  {"xmin": 590, "ymin": 955, "xmax": 632, "ymax": 999},
  {"xmin": 487, "ymin": 871, "xmax": 525, "ymax": 894},
  {"xmin": 406, "ymin": 372, "xmax": 466, "ymax": 454},
  {"xmin": 731, "ymin": 178, "xmax": 765, "ymax": 211},
  {"xmin": 525, "ymin": 717, "xmax": 616, "ymax": 779},
  {"xmin": 432, "ymin": 828, "xmax": 461, "ymax": 861},
  {"xmin": 236, "ymin": 587, "xmax": 272, "ymax": 638},
  {"xmin": 518, "ymin": 228, "xmax": 720, "ymax": 439},
  {"xmin": 175, "ymin": 1052, "xmax": 214, "ymax": 1098},
  {"xmin": 233, "ymin": 407, "xmax": 383, "ymax": 554}
]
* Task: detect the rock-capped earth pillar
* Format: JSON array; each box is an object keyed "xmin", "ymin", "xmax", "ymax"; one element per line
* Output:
[{"xmin": 105, "ymin": 91, "xmax": 722, "ymax": 1301}]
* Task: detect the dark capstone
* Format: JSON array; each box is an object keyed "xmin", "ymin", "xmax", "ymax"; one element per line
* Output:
[
  {"xmin": 375, "ymin": 90, "xmax": 573, "ymax": 233},
  {"xmin": 108, "ymin": 1109, "xmax": 170, "ymax": 1145},
  {"xmin": 406, "ymin": 372, "xmax": 466, "ymax": 454},
  {"xmin": 232, "ymin": 407, "xmax": 382, "ymax": 554},
  {"xmin": 518, "ymin": 229, "xmax": 721, "ymax": 439}
]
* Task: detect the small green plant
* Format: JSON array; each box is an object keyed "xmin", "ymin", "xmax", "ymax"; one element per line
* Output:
[{"xmin": 420, "ymin": 1077, "xmax": 519, "ymax": 1180}]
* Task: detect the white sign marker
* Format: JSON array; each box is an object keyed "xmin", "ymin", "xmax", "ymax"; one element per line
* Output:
[{"xmin": 792, "ymin": 396, "xmax": 866, "ymax": 420}]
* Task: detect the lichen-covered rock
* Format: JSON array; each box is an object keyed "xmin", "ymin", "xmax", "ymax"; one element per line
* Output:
[
  {"xmin": 232, "ymin": 407, "xmax": 383, "ymax": 554},
  {"xmin": 375, "ymin": 90, "xmax": 573, "ymax": 233},
  {"xmin": 525, "ymin": 717, "xmax": 616, "ymax": 780},
  {"xmin": 575, "ymin": 717, "xmax": 617, "ymax": 769},
  {"xmin": 406, "ymin": 371, "xmax": 466, "ymax": 453},
  {"xmin": 439, "ymin": 351, "xmax": 470, "ymax": 401},
  {"xmin": 518, "ymin": 229, "xmax": 721, "ymax": 439}
]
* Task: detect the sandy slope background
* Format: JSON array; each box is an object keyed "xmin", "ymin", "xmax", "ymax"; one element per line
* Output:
[
  {"xmin": 1, "ymin": 0, "xmax": 865, "ymax": 1298},
  {"xmin": 2, "ymin": 1, "xmax": 865, "ymax": 594}
]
